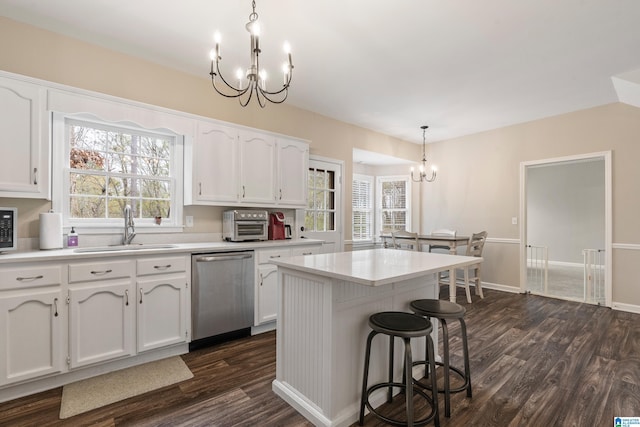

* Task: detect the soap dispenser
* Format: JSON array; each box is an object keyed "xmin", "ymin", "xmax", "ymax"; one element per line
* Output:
[{"xmin": 67, "ymin": 227, "xmax": 78, "ymax": 247}]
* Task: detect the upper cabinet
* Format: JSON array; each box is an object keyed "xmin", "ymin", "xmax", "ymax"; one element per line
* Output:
[
  {"xmin": 277, "ymin": 137, "xmax": 309, "ymax": 206},
  {"xmin": 191, "ymin": 122, "xmax": 239, "ymax": 204},
  {"xmin": 239, "ymin": 130, "xmax": 277, "ymax": 204},
  {"xmin": 186, "ymin": 120, "xmax": 308, "ymax": 208},
  {"xmin": 0, "ymin": 76, "xmax": 50, "ymax": 199}
]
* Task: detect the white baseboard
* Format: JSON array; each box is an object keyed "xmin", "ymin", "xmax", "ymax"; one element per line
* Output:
[
  {"xmin": 611, "ymin": 302, "xmax": 640, "ymax": 314},
  {"xmin": 480, "ymin": 281, "xmax": 522, "ymax": 294}
]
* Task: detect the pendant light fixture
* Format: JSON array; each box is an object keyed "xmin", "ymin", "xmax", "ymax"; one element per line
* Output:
[
  {"xmin": 209, "ymin": 0, "xmax": 293, "ymax": 108},
  {"xmin": 410, "ymin": 125, "xmax": 437, "ymax": 182}
]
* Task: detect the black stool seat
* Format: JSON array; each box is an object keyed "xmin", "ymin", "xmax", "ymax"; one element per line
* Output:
[
  {"xmin": 410, "ymin": 299, "xmax": 466, "ymax": 319},
  {"xmin": 359, "ymin": 311, "xmax": 439, "ymax": 427},
  {"xmin": 410, "ymin": 299, "xmax": 471, "ymax": 418},
  {"xmin": 369, "ymin": 312, "xmax": 432, "ymax": 336}
]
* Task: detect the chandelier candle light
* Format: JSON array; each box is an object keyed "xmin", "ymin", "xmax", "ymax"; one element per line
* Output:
[
  {"xmin": 410, "ymin": 125, "xmax": 437, "ymax": 182},
  {"xmin": 209, "ymin": 0, "xmax": 293, "ymax": 107}
]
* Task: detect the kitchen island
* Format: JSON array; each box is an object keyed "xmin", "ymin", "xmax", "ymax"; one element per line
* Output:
[{"xmin": 270, "ymin": 248, "xmax": 481, "ymax": 427}]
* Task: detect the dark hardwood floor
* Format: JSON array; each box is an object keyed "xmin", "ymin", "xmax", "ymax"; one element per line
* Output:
[{"xmin": 1, "ymin": 288, "xmax": 639, "ymax": 426}]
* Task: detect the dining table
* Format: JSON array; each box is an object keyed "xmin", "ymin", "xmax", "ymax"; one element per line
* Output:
[{"xmin": 381, "ymin": 233, "xmax": 470, "ymax": 255}]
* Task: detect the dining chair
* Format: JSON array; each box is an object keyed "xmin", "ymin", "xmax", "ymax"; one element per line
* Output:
[
  {"xmin": 438, "ymin": 231, "xmax": 487, "ymax": 302},
  {"xmin": 391, "ymin": 230, "xmax": 420, "ymax": 251}
]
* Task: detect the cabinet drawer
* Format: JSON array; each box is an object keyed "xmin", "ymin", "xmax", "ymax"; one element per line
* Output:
[
  {"xmin": 257, "ymin": 248, "xmax": 291, "ymax": 264},
  {"xmin": 137, "ymin": 256, "xmax": 187, "ymax": 276},
  {"xmin": 68, "ymin": 260, "xmax": 134, "ymax": 283},
  {"xmin": 0, "ymin": 265, "xmax": 62, "ymax": 290},
  {"xmin": 291, "ymin": 245, "xmax": 321, "ymax": 257}
]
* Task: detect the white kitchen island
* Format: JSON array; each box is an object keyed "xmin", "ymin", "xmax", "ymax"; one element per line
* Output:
[{"xmin": 270, "ymin": 248, "xmax": 481, "ymax": 427}]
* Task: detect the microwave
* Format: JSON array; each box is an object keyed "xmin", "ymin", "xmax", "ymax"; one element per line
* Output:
[
  {"xmin": 0, "ymin": 208, "xmax": 17, "ymax": 253},
  {"xmin": 223, "ymin": 210, "xmax": 268, "ymax": 242}
]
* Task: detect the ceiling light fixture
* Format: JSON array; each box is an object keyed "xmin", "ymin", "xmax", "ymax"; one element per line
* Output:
[
  {"xmin": 411, "ymin": 125, "xmax": 437, "ymax": 182},
  {"xmin": 209, "ymin": 0, "xmax": 293, "ymax": 108}
]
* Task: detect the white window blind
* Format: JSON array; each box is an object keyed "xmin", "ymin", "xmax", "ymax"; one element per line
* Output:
[
  {"xmin": 377, "ymin": 176, "xmax": 411, "ymax": 233},
  {"xmin": 352, "ymin": 174, "xmax": 373, "ymax": 241}
]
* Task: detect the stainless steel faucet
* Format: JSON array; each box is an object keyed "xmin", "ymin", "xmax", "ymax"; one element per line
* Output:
[{"xmin": 123, "ymin": 204, "xmax": 136, "ymax": 245}]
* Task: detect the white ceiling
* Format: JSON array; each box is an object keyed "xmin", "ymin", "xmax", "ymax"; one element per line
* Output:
[{"xmin": 1, "ymin": 0, "xmax": 640, "ymax": 144}]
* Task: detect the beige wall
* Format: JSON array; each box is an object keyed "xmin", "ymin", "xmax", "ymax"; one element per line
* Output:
[
  {"xmin": 421, "ymin": 103, "xmax": 640, "ymax": 305},
  {"xmin": 2, "ymin": 17, "xmax": 639, "ymax": 308}
]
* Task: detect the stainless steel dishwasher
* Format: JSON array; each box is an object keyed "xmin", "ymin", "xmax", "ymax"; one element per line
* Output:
[{"xmin": 191, "ymin": 251, "xmax": 254, "ymax": 348}]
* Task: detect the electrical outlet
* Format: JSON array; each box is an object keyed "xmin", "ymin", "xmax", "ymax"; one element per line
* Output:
[
  {"xmin": 186, "ymin": 216, "xmax": 194, "ymax": 227},
  {"xmin": 511, "ymin": 217, "xmax": 518, "ymax": 225}
]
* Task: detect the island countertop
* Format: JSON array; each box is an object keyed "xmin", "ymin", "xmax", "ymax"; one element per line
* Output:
[{"xmin": 269, "ymin": 248, "xmax": 482, "ymax": 287}]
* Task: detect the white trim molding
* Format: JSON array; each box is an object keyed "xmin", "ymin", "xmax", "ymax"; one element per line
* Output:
[
  {"xmin": 485, "ymin": 237, "xmax": 520, "ymax": 245},
  {"xmin": 612, "ymin": 302, "xmax": 640, "ymax": 314},
  {"xmin": 612, "ymin": 243, "xmax": 640, "ymax": 251}
]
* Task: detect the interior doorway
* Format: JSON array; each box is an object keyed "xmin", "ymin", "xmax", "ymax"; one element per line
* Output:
[{"xmin": 519, "ymin": 151, "xmax": 612, "ymax": 306}]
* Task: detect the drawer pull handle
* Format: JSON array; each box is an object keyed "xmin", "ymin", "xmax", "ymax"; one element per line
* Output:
[
  {"xmin": 259, "ymin": 273, "xmax": 263, "ymax": 286},
  {"xmin": 303, "ymin": 252, "xmax": 312, "ymax": 255},
  {"xmin": 269, "ymin": 255, "xmax": 281, "ymax": 259},
  {"xmin": 140, "ymin": 288, "xmax": 143, "ymax": 304},
  {"xmin": 125, "ymin": 289, "xmax": 129, "ymax": 306},
  {"xmin": 153, "ymin": 264, "xmax": 172, "ymax": 270},
  {"xmin": 90, "ymin": 269, "xmax": 113, "ymax": 275},
  {"xmin": 54, "ymin": 298, "xmax": 59, "ymax": 317},
  {"xmin": 17, "ymin": 275, "xmax": 44, "ymax": 281}
]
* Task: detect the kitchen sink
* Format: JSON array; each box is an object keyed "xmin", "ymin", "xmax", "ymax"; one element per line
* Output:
[{"xmin": 73, "ymin": 244, "xmax": 178, "ymax": 253}]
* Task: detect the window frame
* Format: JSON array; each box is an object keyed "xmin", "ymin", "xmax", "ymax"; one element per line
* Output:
[
  {"xmin": 352, "ymin": 173, "xmax": 374, "ymax": 242},
  {"xmin": 375, "ymin": 175, "xmax": 411, "ymax": 237},
  {"xmin": 52, "ymin": 112, "xmax": 184, "ymax": 234}
]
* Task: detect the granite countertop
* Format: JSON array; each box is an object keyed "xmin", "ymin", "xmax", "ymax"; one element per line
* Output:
[{"xmin": 269, "ymin": 248, "xmax": 482, "ymax": 287}]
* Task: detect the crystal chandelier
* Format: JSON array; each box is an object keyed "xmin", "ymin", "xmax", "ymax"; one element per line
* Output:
[
  {"xmin": 209, "ymin": 0, "xmax": 293, "ymax": 108},
  {"xmin": 410, "ymin": 125, "xmax": 437, "ymax": 182}
]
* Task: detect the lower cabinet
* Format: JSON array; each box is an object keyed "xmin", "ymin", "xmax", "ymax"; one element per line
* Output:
[
  {"xmin": 68, "ymin": 280, "xmax": 135, "ymax": 369},
  {"xmin": 0, "ymin": 263, "xmax": 64, "ymax": 386},
  {"xmin": 254, "ymin": 244, "xmax": 322, "ymax": 326},
  {"xmin": 136, "ymin": 255, "xmax": 189, "ymax": 353},
  {"xmin": 0, "ymin": 289, "xmax": 64, "ymax": 386}
]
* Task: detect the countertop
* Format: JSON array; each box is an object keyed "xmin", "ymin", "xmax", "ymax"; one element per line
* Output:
[
  {"xmin": 269, "ymin": 248, "xmax": 482, "ymax": 287},
  {"xmin": 0, "ymin": 239, "xmax": 324, "ymax": 264}
]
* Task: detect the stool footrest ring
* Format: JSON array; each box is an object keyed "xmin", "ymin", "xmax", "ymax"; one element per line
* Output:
[
  {"xmin": 364, "ymin": 382, "xmax": 437, "ymax": 427},
  {"xmin": 412, "ymin": 360, "xmax": 472, "ymax": 396}
]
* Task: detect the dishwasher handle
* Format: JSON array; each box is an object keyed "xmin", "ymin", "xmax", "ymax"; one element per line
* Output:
[{"xmin": 196, "ymin": 253, "xmax": 253, "ymax": 262}]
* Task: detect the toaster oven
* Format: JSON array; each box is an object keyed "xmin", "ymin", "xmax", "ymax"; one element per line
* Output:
[
  {"xmin": 0, "ymin": 208, "xmax": 17, "ymax": 253},
  {"xmin": 223, "ymin": 210, "xmax": 268, "ymax": 242}
]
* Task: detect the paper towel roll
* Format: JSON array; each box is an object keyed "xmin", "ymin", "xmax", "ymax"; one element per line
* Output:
[{"xmin": 40, "ymin": 211, "xmax": 63, "ymax": 250}]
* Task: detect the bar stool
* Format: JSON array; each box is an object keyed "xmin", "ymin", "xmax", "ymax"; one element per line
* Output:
[
  {"xmin": 359, "ymin": 311, "xmax": 439, "ymax": 427},
  {"xmin": 410, "ymin": 299, "xmax": 471, "ymax": 418}
]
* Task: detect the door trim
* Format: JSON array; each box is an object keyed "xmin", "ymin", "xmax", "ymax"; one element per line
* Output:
[{"xmin": 519, "ymin": 151, "xmax": 612, "ymax": 306}]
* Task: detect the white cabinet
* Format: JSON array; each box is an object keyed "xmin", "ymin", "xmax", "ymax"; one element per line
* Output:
[
  {"xmin": 0, "ymin": 75, "xmax": 49, "ymax": 199},
  {"xmin": 277, "ymin": 137, "xmax": 309, "ymax": 206},
  {"xmin": 254, "ymin": 244, "xmax": 322, "ymax": 326},
  {"xmin": 239, "ymin": 130, "xmax": 277, "ymax": 204},
  {"xmin": 186, "ymin": 119, "xmax": 308, "ymax": 208},
  {"xmin": 67, "ymin": 260, "xmax": 136, "ymax": 369},
  {"xmin": 0, "ymin": 264, "xmax": 63, "ymax": 386},
  {"xmin": 190, "ymin": 122, "xmax": 239, "ymax": 204},
  {"xmin": 255, "ymin": 248, "xmax": 289, "ymax": 325},
  {"xmin": 136, "ymin": 255, "xmax": 189, "ymax": 353}
]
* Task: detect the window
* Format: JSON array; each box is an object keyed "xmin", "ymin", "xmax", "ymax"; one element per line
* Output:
[
  {"xmin": 305, "ymin": 167, "xmax": 336, "ymax": 232},
  {"xmin": 377, "ymin": 176, "xmax": 411, "ymax": 233},
  {"xmin": 53, "ymin": 115, "xmax": 183, "ymax": 230},
  {"xmin": 352, "ymin": 174, "xmax": 373, "ymax": 241}
]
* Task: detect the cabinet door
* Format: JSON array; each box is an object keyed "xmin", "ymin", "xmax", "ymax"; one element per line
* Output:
[
  {"xmin": 0, "ymin": 76, "xmax": 49, "ymax": 198},
  {"xmin": 290, "ymin": 244, "xmax": 322, "ymax": 257},
  {"xmin": 277, "ymin": 138, "xmax": 308, "ymax": 207},
  {"xmin": 137, "ymin": 274, "xmax": 188, "ymax": 353},
  {"xmin": 68, "ymin": 280, "xmax": 135, "ymax": 369},
  {"xmin": 0, "ymin": 290, "xmax": 63, "ymax": 386},
  {"xmin": 192, "ymin": 122, "xmax": 239, "ymax": 204},
  {"xmin": 239, "ymin": 131, "xmax": 276, "ymax": 204},
  {"xmin": 256, "ymin": 264, "xmax": 278, "ymax": 324}
]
